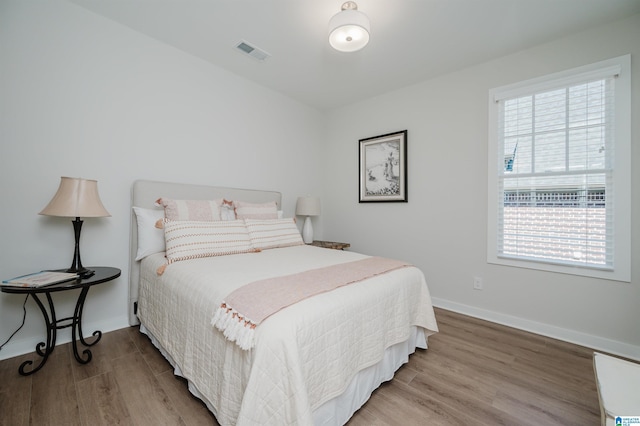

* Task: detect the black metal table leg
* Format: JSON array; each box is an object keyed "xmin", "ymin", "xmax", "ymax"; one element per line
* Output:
[
  {"xmin": 2, "ymin": 267, "xmax": 121, "ymax": 376},
  {"xmin": 18, "ymin": 288, "xmax": 101, "ymax": 372},
  {"xmin": 18, "ymin": 293, "xmax": 56, "ymax": 376},
  {"xmin": 75, "ymin": 287, "xmax": 101, "ymax": 348},
  {"xmin": 71, "ymin": 287, "xmax": 100, "ymax": 364}
]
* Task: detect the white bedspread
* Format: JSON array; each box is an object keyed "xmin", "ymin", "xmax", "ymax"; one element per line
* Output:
[{"xmin": 138, "ymin": 245, "xmax": 438, "ymax": 426}]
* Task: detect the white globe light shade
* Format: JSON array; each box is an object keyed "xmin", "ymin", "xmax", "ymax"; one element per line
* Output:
[{"xmin": 328, "ymin": 9, "xmax": 370, "ymax": 52}]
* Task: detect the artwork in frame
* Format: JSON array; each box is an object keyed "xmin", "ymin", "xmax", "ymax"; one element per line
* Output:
[{"xmin": 359, "ymin": 130, "xmax": 407, "ymax": 202}]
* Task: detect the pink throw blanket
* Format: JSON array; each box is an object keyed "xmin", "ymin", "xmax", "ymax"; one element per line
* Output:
[{"xmin": 211, "ymin": 256, "xmax": 411, "ymax": 350}]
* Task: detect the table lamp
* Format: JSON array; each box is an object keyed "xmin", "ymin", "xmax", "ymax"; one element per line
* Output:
[
  {"xmin": 295, "ymin": 196, "xmax": 321, "ymax": 244},
  {"xmin": 39, "ymin": 177, "xmax": 111, "ymax": 276}
]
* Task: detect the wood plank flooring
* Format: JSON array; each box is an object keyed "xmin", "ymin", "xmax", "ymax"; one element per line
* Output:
[{"xmin": 0, "ymin": 308, "xmax": 604, "ymax": 425}]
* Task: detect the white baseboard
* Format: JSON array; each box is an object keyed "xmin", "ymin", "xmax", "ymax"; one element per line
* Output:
[
  {"xmin": 0, "ymin": 315, "xmax": 130, "ymax": 361},
  {"xmin": 431, "ymin": 297, "xmax": 640, "ymax": 362}
]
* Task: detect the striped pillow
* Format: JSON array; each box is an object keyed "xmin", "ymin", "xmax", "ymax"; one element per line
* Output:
[
  {"xmin": 156, "ymin": 198, "xmax": 222, "ymax": 221},
  {"xmin": 234, "ymin": 201, "xmax": 278, "ymax": 220},
  {"xmin": 163, "ymin": 219, "xmax": 257, "ymax": 265},
  {"xmin": 245, "ymin": 218, "xmax": 304, "ymax": 250}
]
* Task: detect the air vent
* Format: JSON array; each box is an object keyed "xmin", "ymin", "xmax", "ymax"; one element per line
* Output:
[{"xmin": 234, "ymin": 40, "xmax": 270, "ymax": 62}]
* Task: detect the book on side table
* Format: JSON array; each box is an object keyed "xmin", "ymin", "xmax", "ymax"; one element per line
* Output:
[{"xmin": 1, "ymin": 271, "xmax": 79, "ymax": 288}]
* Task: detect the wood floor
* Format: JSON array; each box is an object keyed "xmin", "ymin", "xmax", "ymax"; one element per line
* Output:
[{"xmin": 0, "ymin": 308, "xmax": 602, "ymax": 425}]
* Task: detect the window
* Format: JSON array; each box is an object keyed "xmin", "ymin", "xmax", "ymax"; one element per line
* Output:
[{"xmin": 488, "ymin": 55, "xmax": 630, "ymax": 282}]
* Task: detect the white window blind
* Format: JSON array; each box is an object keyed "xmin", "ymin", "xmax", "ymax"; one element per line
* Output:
[{"xmin": 488, "ymin": 55, "xmax": 630, "ymax": 281}]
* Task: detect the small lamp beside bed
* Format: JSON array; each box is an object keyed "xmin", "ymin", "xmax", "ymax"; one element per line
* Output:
[
  {"xmin": 295, "ymin": 196, "xmax": 320, "ymax": 244},
  {"xmin": 39, "ymin": 177, "xmax": 111, "ymax": 277}
]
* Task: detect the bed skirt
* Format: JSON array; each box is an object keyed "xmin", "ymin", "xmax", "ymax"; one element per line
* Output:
[{"xmin": 139, "ymin": 323, "xmax": 427, "ymax": 426}]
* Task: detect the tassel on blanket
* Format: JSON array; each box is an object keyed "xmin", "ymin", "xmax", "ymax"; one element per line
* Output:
[
  {"xmin": 211, "ymin": 302, "xmax": 256, "ymax": 350},
  {"xmin": 156, "ymin": 263, "xmax": 167, "ymax": 275}
]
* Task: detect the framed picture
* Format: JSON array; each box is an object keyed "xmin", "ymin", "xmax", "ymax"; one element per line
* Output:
[{"xmin": 359, "ymin": 130, "xmax": 407, "ymax": 203}]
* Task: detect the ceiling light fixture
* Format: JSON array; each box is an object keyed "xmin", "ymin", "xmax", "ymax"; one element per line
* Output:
[{"xmin": 328, "ymin": 1, "xmax": 370, "ymax": 53}]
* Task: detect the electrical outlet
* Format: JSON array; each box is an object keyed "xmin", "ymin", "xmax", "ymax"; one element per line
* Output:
[{"xmin": 473, "ymin": 276, "xmax": 483, "ymax": 290}]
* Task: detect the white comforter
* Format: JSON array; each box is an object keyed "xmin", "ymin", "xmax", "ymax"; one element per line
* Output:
[{"xmin": 138, "ymin": 245, "xmax": 438, "ymax": 425}]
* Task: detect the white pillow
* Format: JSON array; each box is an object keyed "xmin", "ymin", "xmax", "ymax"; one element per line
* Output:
[
  {"xmin": 234, "ymin": 201, "xmax": 278, "ymax": 220},
  {"xmin": 156, "ymin": 198, "xmax": 222, "ymax": 221},
  {"xmin": 163, "ymin": 219, "xmax": 258, "ymax": 265},
  {"xmin": 245, "ymin": 218, "xmax": 304, "ymax": 250},
  {"xmin": 132, "ymin": 207, "xmax": 165, "ymax": 261},
  {"xmin": 220, "ymin": 199, "xmax": 282, "ymax": 221}
]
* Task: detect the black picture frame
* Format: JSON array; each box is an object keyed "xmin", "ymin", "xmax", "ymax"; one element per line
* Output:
[{"xmin": 359, "ymin": 130, "xmax": 408, "ymax": 203}]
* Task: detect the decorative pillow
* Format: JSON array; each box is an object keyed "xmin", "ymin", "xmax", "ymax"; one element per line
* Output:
[
  {"xmin": 220, "ymin": 199, "xmax": 236, "ymax": 221},
  {"xmin": 132, "ymin": 207, "xmax": 165, "ymax": 260},
  {"xmin": 234, "ymin": 201, "xmax": 278, "ymax": 220},
  {"xmin": 161, "ymin": 219, "xmax": 257, "ymax": 271},
  {"xmin": 156, "ymin": 198, "xmax": 222, "ymax": 221},
  {"xmin": 245, "ymin": 218, "xmax": 304, "ymax": 250}
]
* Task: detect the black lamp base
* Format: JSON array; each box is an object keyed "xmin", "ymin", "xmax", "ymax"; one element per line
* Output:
[{"xmin": 67, "ymin": 217, "xmax": 95, "ymax": 278}]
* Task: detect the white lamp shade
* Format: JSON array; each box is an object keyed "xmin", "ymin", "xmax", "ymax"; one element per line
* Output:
[
  {"xmin": 296, "ymin": 196, "xmax": 321, "ymax": 216},
  {"xmin": 329, "ymin": 9, "xmax": 370, "ymax": 52},
  {"xmin": 39, "ymin": 177, "xmax": 110, "ymax": 218}
]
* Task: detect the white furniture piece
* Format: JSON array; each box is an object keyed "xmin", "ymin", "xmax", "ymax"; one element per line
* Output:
[{"xmin": 593, "ymin": 352, "xmax": 640, "ymax": 426}]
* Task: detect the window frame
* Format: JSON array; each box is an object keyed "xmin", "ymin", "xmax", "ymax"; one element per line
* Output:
[{"xmin": 487, "ymin": 55, "xmax": 631, "ymax": 282}]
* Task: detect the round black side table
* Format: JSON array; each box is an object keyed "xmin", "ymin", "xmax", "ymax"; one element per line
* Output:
[{"xmin": 1, "ymin": 266, "xmax": 121, "ymax": 375}]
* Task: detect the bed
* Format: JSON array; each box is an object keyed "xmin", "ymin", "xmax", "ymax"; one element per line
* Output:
[{"xmin": 128, "ymin": 179, "xmax": 438, "ymax": 425}]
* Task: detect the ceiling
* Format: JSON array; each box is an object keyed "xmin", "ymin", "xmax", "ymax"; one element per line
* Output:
[{"xmin": 70, "ymin": 0, "xmax": 640, "ymax": 111}]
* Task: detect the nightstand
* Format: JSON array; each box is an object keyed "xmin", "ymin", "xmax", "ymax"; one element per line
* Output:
[
  {"xmin": 1, "ymin": 266, "xmax": 121, "ymax": 375},
  {"xmin": 309, "ymin": 240, "xmax": 350, "ymax": 250}
]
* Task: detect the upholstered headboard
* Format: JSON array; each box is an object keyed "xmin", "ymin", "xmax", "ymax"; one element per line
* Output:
[{"xmin": 128, "ymin": 180, "xmax": 282, "ymax": 325}]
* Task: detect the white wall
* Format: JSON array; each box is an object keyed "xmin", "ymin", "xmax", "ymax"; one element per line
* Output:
[
  {"xmin": 0, "ymin": 0, "xmax": 325, "ymax": 360},
  {"xmin": 324, "ymin": 14, "xmax": 640, "ymax": 359}
]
